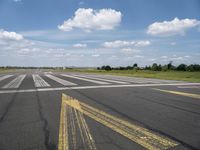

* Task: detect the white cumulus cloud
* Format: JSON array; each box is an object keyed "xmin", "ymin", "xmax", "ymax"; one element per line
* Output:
[
  {"xmin": 121, "ymin": 48, "xmax": 140, "ymax": 53},
  {"xmin": 58, "ymin": 8, "xmax": 122, "ymax": 32},
  {"xmin": 147, "ymin": 18, "xmax": 200, "ymax": 36},
  {"xmin": 0, "ymin": 29, "xmax": 24, "ymax": 41},
  {"xmin": 92, "ymin": 54, "xmax": 100, "ymax": 57},
  {"xmin": 103, "ymin": 40, "xmax": 151, "ymax": 48},
  {"xmin": 73, "ymin": 43, "xmax": 87, "ymax": 48}
]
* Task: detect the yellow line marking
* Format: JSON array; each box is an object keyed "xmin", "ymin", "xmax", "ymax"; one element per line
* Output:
[
  {"xmin": 58, "ymin": 99, "xmax": 68, "ymax": 150},
  {"xmin": 62, "ymin": 94, "xmax": 178, "ymax": 150},
  {"xmin": 68, "ymin": 107, "xmax": 77, "ymax": 149},
  {"xmin": 74, "ymin": 108, "xmax": 97, "ymax": 150},
  {"xmin": 58, "ymin": 94, "xmax": 97, "ymax": 150},
  {"xmin": 153, "ymin": 88, "xmax": 200, "ymax": 99}
]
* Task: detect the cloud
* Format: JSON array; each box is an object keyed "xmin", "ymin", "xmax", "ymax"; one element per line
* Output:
[
  {"xmin": 79, "ymin": 1, "xmax": 85, "ymax": 5},
  {"xmin": 149, "ymin": 58, "xmax": 156, "ymax": 61},
  {"xmin": 58, "ymin": 8, "xmax": 122, "ymax": 32},
  {"xmin": 73, "ymin": 43, "xmax": 87, "ymax": 48},
  {"xmin": 92, "ymin": 54, "xmax": 100, "ymax": 57},
  {"xmin": 170, "ymin": 42, "xmax": 176, "ymax": 46},
  {"xmin": 0, "ymin": 29, "xmax": 24, "ymax": 41},
  {"xmin": 147, "ymin": 18, "xmax": 200, "ymax": 36},
  {"xmin": 134, "ymin": 55, "xmax": 144, "ymax": 58},
  {"xmin": 13, "ymin": 0, "xmax": 21, "ymax": 2},
  {"xmin": 103, "ymin": 40, "xmax": 151, "ymax": 48},
  {"xmin": 184, "ymin": 55, "xmax": 191, "ymax": 58},
  {"xmin": 17, "ymin": 48, "xmax": 40, "ymax": 54},
  {"xmin": 161, "ymin": 56, "xmax": 168, "ymax": 59},
  {"xmin": 121, "ymin": 48, "xmax": 140, "ymax": 53}
]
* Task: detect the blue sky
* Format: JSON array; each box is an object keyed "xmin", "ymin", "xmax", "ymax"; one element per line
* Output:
[{"xmin": 0, "ymin": 0, "xmax": 200, "ymax": 67}]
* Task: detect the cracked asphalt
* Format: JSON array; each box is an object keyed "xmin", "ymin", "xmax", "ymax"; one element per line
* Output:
[{"xmin": 0, "ymin": 70, "xmax": 200, "ymax": 150}]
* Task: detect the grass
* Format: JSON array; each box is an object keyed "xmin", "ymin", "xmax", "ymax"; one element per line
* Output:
[
  {"xmin": 0, "ymin": 68, "xmax": 17, "ymax": 73},
  {"xmin": 59, "ymin": 69, "xmax": 200, "ymax": 83},
  {"xmin": 0, "ymin": 68, "xmax": 199, "ymax": 82}
]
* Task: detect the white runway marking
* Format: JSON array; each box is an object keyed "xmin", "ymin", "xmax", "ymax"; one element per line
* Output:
[
  {"xmin": 61, "ymin": 74, "xmax": 110, "ymax": 85},
  {"xmin": 72, "ymin": 74, "xmax": 129, "ymax": 84},
  {"xmin": 0, "ymin": 75, "xmax": 13, "ymax": 82},
  {"xmin": 32, "ymin": 74, "xmax": 50, "ymax": 87},
  {"xmin": 177, "ymin": 86, "xmax": 200, "ymax": 89},
  {"xmin": 46, "ymin": 74, "xmax": 77, "ymax": 86},
  {"xmin": 0, "ymin": 82, "xmax": 200, "ymax": 94},
  {"xmin": 86, "ymin": 75, "xmax": 154, "ymax": 84},
  {"xmin": 92, "ymin": 74, "xmax": 182, "ymax": 84},
  {"xmin": 2, "ymin": 75, "xmax": 26, "ymax": 89}
]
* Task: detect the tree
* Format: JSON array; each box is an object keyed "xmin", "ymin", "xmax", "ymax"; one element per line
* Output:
[
  {"xmin": 167, "ymin": 61, "xmax": 173, "ymax": 70},
  {"xmin": 187, "ymin": 65, "xmax": 194, "ymax": 72},
  {"xmin": 126, "ymin": 66, "xmax": 132, "ymax": 70},
  {"xmin": 101, "ymin": 66, "xmax": 106, "ymax": 70},
  {"xmin": 104, "ymin": 65, "xmax": 112, "ymax": 71},
  {"xmin": 157, "ymin": 64, "xmax": 162, "ymax": 71},
  {"xmin": 176, "ymin": 64, "xmax": 187, "ymax": 71},
  {"xmin": 193, "ymin": 64, "xmax": 200, "ymax": 71},
  {"xmin": 133, "ymin": 63, "xmax": 138, "ymax": 68},
  {"xmin": 162, "ymin": 65, "xmax": 168, "ymax": 71},
  {"xmin": 152, "ymin": 63, "xmax": 158, "ymax": 71}
]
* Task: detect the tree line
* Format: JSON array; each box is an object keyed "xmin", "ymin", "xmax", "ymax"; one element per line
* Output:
[{"xmin": 97, "ymin": 63, "xmax": 200, "ymax": 71}]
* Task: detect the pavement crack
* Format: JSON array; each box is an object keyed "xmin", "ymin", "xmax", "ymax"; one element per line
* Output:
[
  {"xmin": 36, "ymin": 91, "xmax": 56, "ymax": 150},
  {"xmin": 0, "ymin": 91, "xmax": 18, "ymax": 123}
]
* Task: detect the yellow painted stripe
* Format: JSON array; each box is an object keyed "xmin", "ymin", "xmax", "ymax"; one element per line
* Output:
[
  {"xmin": 153, "ymin": 88, "xmax": 200, "ymax": 99},
  {"xmin": 58, "ymin": 94, "xmax": 97, "ymax": 150},
  {"xmin": 58, "ymin": 98, "xmax": 68, "ymax": 150},
  {"xmin": 62, "ymin": 94, "xmax": 178, "ymax": 150}
]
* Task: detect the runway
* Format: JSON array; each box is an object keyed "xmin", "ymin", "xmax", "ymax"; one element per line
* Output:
[{"xmin": 0, "ymin": 70, "xmax": 200, "ymax": 150}]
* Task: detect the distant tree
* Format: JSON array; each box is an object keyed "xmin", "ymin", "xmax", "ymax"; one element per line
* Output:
[
  {"xmin": 119, "ymin": 67, "xmax": 125, "ymax": 70},
  {"xmin": 193, "ymin": 64, "xmax": 200, "ymax": 71},
  {"xmin": 186, "ymin": 65, "xmax": 194, "ymax": 72},
  {"xmin": 176, "ymin": 64, "xmax": 187, "ymax": 71},
  {"xmin": 101, "ymin": 66, "xmax": 106, "ymax": 70},
  {"xmin": 104, "ymin": 65, "xmax": 112, "ymax": 71},
  {"xmin": 162, "ymin": 65, "xmax": 168, "ymax": 71},
  {"xmin": 152, "ymin": 63, "xmax": 158, "ymax": 71},
  {"xmin": 157, "ymin": 64, "xmax": 162, "ymax": 71},
  {"xmin": 126, "ymin": 66, "xmax": 133, "ymax": 70},
  {"xmin": 97, "ymin": 67, "xmax": 100, "ymax": 70},
  {"xmin": 133, "ymin": 63, "xmax": 138, "ymax": 68},
  {"xmin": 167, "ymin": 61, "xmax": 173, "ymax": 70},
  {"xmin": 145, "ymin": 65, "xmax": 151, "ymax": 70}
]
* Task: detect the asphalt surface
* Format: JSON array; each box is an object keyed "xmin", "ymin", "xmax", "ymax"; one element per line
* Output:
[{"xmin": 0, "ymin": 70, "xmax": 200, "ymax": 150}]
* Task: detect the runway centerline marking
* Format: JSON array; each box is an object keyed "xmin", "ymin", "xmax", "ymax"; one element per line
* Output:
[
  {"xmin": 153, "ymin": 88, "xmax": 200, "ymax": 99},
  {"xmin": 59, "ymin": 93, "xmax": 178, "ymax": 150},
  {"xmin": 0, "ymin": 83, "xmax": 200, "ymax": 94}
]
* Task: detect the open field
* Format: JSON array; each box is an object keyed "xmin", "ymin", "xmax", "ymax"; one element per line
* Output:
[
  {"xmin": 59, "ymin": 69, "xmax": 200, "ymax": 83},
  {"xmin": 0, "ymin": 68, "xmax": 17, "ymax": 73},
  {"xmin": 1, "ymin": 69, "xmax": 199, "ymax": 82}
]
